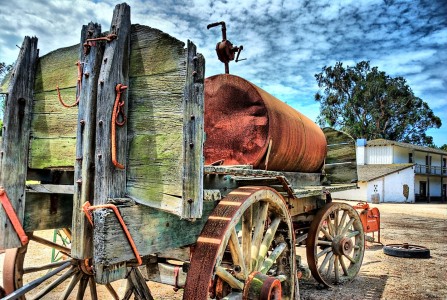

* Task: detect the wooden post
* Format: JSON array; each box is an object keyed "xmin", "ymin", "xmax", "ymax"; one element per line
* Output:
[
  {"xmin": 182, "ymin": 41, "xmax": 205, "ymax": 219},
  {"xmin": 93, "ymin": 3, "xmax": 131, "ymax": 283},
  {"xmin": 71, "ymin": 22, "xmax": 104, "ymax": 259},
  {"xmin": 0, "ymin": 36, "xmax": 39, "ymax": 249}
]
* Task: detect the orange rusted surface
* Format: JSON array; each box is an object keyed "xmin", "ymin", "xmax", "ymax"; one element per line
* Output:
[{"xmin": 204, "ymin": 74, "xmax": 327, "ymax": 172}]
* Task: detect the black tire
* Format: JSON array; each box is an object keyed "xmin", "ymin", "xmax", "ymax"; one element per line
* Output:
[{"xmin": 383, "ymin": 244, "xmax": 430, "ymax": 258}]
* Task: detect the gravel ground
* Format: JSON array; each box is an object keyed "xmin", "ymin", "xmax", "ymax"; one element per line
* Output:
[{"xmin": 1, "ymin": 201, "xmax": 446, "ymax": 299}]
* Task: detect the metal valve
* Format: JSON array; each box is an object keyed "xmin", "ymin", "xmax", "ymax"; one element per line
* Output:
[{"xmin": 207, "ymin": 21, "xmax": 245, "ymax": 74}]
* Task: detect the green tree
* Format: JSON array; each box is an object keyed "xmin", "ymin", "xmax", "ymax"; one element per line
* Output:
[
  {"xmin": 315, "ymin": 61, "xmax": 442, "ymax": 146},
  {"xmin": 440, "ymin": 144, "xmax": 447, "ymax": 151}
]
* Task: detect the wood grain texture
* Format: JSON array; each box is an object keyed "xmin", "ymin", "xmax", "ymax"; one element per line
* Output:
[
  {"xmin": 93, "ymin": 199, "xmax": 216, "ymax": 267},
  {"xmin": 0, "ymin": 36, "xmax": 39, "ymax": 248},
  {"xmin": 29, "ymin": 44, "xmax": 79, "ymax": 169},
  {"xmin": 126, "ymin": 24, "xmax": 191, "ymax": 216},
  {"xmin": 182, "ymin": 41, "xmax": 205, "ymax": 219},
  {"xmin": 322, "ymin": 127, "xmax": 358, "ymax": 184},
  {"xmin": 93, "ymin": 3, "xmax": 131, "ymax": 283},
  {"xmin": 71, "ymin": 22, "xmax": 104, "ymax": 259}
]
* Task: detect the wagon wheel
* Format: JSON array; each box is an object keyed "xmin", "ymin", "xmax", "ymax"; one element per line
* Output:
[
  {"xmin": 2, "ymin": 229, "xmax": 120, "ymax": 299},
  {"xmin": 184, "ymin": 186, "xmax": 298, "ymax": 300},
  {"xmin": 306, "ymin": 202, "xmax": 365, "ymax": 287}
]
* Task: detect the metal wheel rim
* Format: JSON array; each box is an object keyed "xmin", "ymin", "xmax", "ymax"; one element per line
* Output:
[
  {"xmin": 306, "ymin": 202, "xmax": 365, "ymax": 287},
  {"xmin": 183, "ymin": 186, "xmax": 297, "ymax": 299}
]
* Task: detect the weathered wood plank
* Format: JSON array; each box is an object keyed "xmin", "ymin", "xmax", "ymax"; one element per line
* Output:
[
  {"xmin": 126, "ymin": 24, "xmax": 188, "ymax": 216},
  {"xmin": 71, "ymin": 22, "xmax": 104, "ymax": 259},
  {"xmin": 182, "ymin": 41, "xmax": 205, "ymax": 219},
  {"xmin": 29, "ymin": 44, "xmax": 79, "ymax": 169},
  {"xmin": 93, "ymin": 200, "xmax": 215, "ymax": 267},
  {"xmin": 23, "ymin": 193, "xmax": 73, "ymax": 232},
  {"xmin": 93, "ymin": 3, "xmax": 131, "ymax": 283},
  {"xmin": 28, "ymin": 138, "xmax": 76, "ymax": 169},
  {"xmin": 26, "ymin": 184, "xmax": 74, "ymax": 194},
  {"xmin": 0, "ymin": 36, "xmax": 38, "ymax": 249},
  {"xmin": 322, "ymin": 127, "xmax": 357, "ymax": 184}
]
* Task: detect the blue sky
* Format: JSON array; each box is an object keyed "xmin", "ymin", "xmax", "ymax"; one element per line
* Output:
[{"xmin": 1, "ymin": 0, "xmax": 446, "ymax": 145}]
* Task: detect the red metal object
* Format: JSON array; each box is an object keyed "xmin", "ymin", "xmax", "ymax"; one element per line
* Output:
[
  {"xmin": 204, "ymin": 74, "xmax": 327, "ymax": 172},
  {"xmin": 111, "ymin": 83, "xmax": 128, "ymax": 169},
  {"xmin": 353, "ymin": 202, "xmax": 381, "ymax": 243},
  {"xmin": 0, "ymin": 188, "xmax": 28, "ymax": 246},
  {"xmin": 82, "ymin": 201, "xmax": 142, "ymax": 265}
]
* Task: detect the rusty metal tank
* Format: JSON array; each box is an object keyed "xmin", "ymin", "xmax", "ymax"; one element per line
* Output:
[{"xmin": 204, "ymin": 74, "xmax": 327, "ymax": 172}]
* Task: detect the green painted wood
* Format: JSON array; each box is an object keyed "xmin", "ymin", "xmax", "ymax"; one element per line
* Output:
[
  {"xmin": 29, "ymin": 44, "xmax": 79, "ymax": 169},
  {"xmin": 93, "ymin": 3, "xmax": 131, "ymax": 284},
  {"xmin": 126, "ymin": 24, "xmax": 189, "ymax": 216},
  {"xmin": 322, "ymin": 127, "xmax": 358, "ymax": 184},
  {"xmin": 71, "ymin": 22, "xmax": 104, "ymax": 259},
  {"xmin": 0, "ymin": 36, "xmax": 39, "ymax": 249},
  {"xmin": 23, "ymin": 193, "xmax": 73, "ymax": 232},
  {"xmin": 93, "ymin": 199, "xmax": 216, "ymax": 266}
]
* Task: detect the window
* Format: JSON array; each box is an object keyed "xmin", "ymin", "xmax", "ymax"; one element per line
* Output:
[
  {"xmin": 443, "ymin": 158, "xmax": 446, "ymax": 174},
  {"xmin": 409, "ymin": 153, "xmax": 413, "ymax": 163}
]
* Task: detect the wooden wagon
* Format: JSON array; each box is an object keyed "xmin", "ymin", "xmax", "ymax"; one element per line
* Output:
[{"xmin": 0, "ymin": 3, "xmax": 365, "ymax": 299}]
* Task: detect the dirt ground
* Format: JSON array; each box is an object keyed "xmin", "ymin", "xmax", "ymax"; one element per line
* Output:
[{"xmin": 1, "ymin": 201, "xmax": 446, "ymax": 299}]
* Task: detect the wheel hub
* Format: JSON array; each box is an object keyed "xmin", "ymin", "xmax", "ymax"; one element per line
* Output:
[
  {"xmin": 332, "ymin": 236, "xmax": 354, "ymax": 256},
  {"xmin": 244, "ymin": 271, "xmax": 282, "ymax": 300}
]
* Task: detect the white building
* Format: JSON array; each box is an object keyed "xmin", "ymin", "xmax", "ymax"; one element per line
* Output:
[{"xmin": 332, "ymin": 139, "xmax": 447, "ymax": 203}]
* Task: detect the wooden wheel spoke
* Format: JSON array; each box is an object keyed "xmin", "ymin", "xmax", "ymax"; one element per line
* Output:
[
  {"xmin": 60, "ymin": 271, "xmax": 83, "ymax": 300},
  {"xmin": 229, "ymin": 228, "xmax": 247, "ymax": 279},
  {"xmin": 251, "ymin": 202, "xmax": 269, "ymax": 271},
  {"xmin": 320, "ymin": 226, "xmax": 333, "ymax": 241},
  {"xmin": 23, "ymin": 259, "xmax": 75, "ymax": 274},
  {"xmin": 316, "ymin": 246, "xmax": 332, "ymax": 259},
  {"xmin": 327, "ymin": 217, "xmax": 335, "ymax": 236},
  {"xmin": 340, "ymin": 218, "xmax": 355, "ymax": 236},
  {"xmin": 105, "ymin": 283, "xmax": 120, "ymax": 300},
  {"xmin": 317, "ymin": 240, "xmax": 332, "ymax": 246},
  {"xmin": 242, "ymin": 206, "xmax": 253, "ymax": 273},
  {"xmin": 343, "ymin": 253, "xmax": 356, "ymax": 264},
  {"xmin": 89, "ymin": 276, "xmax": 98, "ymax": 300},
  {"xmin": 257, "ymin": 217, "xmax": 281, "ymax": 268},
  {"xmin": 346, "ymin": 230, "xmax": 360, "ymax": 238},
  {"xmin": 32, "ymin": 266, "xmax": 77, "ymax": 299},
  {"xmin": 318, "ymin": 251, "xmax": 333, "ymax": 274},
  {"xmin": 334, "ymin": 256, "xmax": 340, "ymax": 283},
  {"xmin": 326, "ymin": 254, "xmax": 335, "ymax": 276},
  {"xmin": 260, "ymin": 242, "xmax": 287, "ymax": 274},
  {"xmin": 340, "ymin": 256, "xmax": 349, "ymax": 276},
  {"xmin": 334, "ymin": 210, "xmax": 339, "ymax": 235},
  {"xmin": 29, "ymin": 235, "xmax": 71, "ymax": 255},
  {"xmin": 339, "ymin": 211, "xmax": 348, "ymax": 233},
  {"xmin": 216, "ymin": 266, "xmax": 244, "ymax": 290},
  {"xmin": 76, "ymin": 275, "xmax": 89, "ymax": 300}
]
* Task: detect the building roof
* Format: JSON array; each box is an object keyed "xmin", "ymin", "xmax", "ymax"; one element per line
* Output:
[
  {"xmin": 358, "ymin": 163, "xmax": 414, "ymax": 182},
  {"xmin": 367, "ymin": 139, "xmax": 447, "ymax": 156}
]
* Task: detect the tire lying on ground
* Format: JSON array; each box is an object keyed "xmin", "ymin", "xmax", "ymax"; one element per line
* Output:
[{"xmin": 383, "ymin": 243, "xmax": 430, "ymax": 258}]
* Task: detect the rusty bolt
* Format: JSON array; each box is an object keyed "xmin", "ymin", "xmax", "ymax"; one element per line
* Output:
[
  {"xmin": 0, "ymin": 188, "xmax": 5, "ymax": 196},
  {"xmin": 84, "ymin": 72, "xmax": 90, "ymax": 77},
  {"xmin": 189, "ymin": 143, "xmax": 194, "ymax": 148},
  {"xmin": 99, "ymin": 120, "xmax": 103, "ymax": 126},
  {"xmin": 100, "ymin": 80, "xmax": 104, "ymax": 85},
  {"xmin": 192, "ymin": 71, "xmax": 197, "ymax": 76},
  {"xmin": 104, "ymin": 58, "xmax": 108, "ymax": 63},
  {"xmin": 76, "ymin": 179, "xmax": 82, "ymax": 185},
  {"xmin": 193, "ymin": 56, "xmax": 198, "ymax": 61},
  {"xmin": 76, "ymin": 157, "xmax": 83, "ymax": 161},
  {"xmin": 188, "ymin": 198, "xmax": 193, "ymax": 204},
  {"xmin": 98, "ymin": 153, "xmax": 102, "ymax": 159},
  {"xmin": 80, "ymin": 120, "xmax": 85, "ymax": 126},
  {"xmin": 190, "ymin": 115, "xmax": 195, "ymax": 120}
]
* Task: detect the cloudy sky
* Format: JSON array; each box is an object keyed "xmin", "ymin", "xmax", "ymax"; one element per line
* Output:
[{"xmin": 1, "ymin": 0, "xmax": 446, "ymax": 145}]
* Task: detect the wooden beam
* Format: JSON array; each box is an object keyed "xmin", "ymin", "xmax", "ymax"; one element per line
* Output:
[
  {"xmin": 0, "ymin": 36, "xmax": 39, "ymax": 249},
  {"xmin": 71, "ymin": 22, "xmax": 104, "ymax": 260},
  {"xmin": 93, "ymin": 199, "xmax": 215, "ymax": 267},
  {"xmin": 182, "ymin": 41, "xmax": 205, "ymax": 219},
  {"xmin": 93, "ymin": 3, "xmax": 131, "ymax": 283}
]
